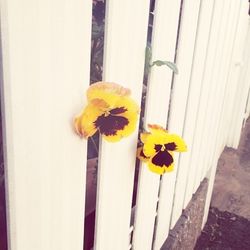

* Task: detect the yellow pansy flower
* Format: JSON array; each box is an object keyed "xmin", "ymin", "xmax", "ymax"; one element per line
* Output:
[
  {"xmin": 137, "ymin": 124, "xmax": 187, "ymax": 174},
  {"xmin": 74, "ymin": 82, "xmax": 139, "ymax": 142}
]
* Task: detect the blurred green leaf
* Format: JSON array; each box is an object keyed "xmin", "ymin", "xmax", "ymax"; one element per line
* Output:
[
  {"xmin": 151, "ymin": 60, "xmax": 179, "ymax": 74},
  {"xmin": 144, "ymin": 45, "xmax": 152, "ymax": 77}
]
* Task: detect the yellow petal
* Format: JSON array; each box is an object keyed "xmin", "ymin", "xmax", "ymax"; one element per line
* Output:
[
  {"xmin": 147, "ymin": 161, "xmax": 174, "ymax": 175},
  {"xmin": 143, "ymin": 124, "xmax": 187, "ymax": 154},
  {"xmin": 119, "ymin": 110, "xmax": 138, "ymax": 137},
  {"xmin": 101, "ymin": 96, "xmax": 139, "ymax": 142},
  {"xmin": 87, "ymin": 82, "xmax": 131, "ymax": 107},
  {"xmin": 116, "ymin": 97, "xmax": 139, "ymax": 137},
  {"xmin": 74, "ymin": 104, "xmax": 102, "ymax": 138},
  {"xmin": 148, "ymin": 124, "xmax": 168, "ymax": 135},
  {"xmin": 142, "ymin": 133, "xmax": 166, "ymax": 157},
  {"xmin": 164, "ymin": 163, "xmax": 174, "ymax": 172},
  {"xmin": 90, "ymin": 98, "xmax": 109, "ymax": 110},
  {"xmin": 167, "ymin": 134, "xmax": 187, "ymax": 152},
  {"xmin": 147, "ymin": 161, "xmax": 165, "ymax": 175},
  {"xmin": 140, "ymin": 132, "xmax": 150, "ymax": 143},
  {"xmin": 137, "ymin": 147, "xmax": 149, "ymax": 162}
]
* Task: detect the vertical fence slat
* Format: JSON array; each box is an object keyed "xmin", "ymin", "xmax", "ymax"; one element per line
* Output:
[
  {"xmin": 194, "ymin": 0, "xmax": 234, "ymax": 187},
  {"xmin": 193, "ymin": 0, "xmax": 232, "ymax": 193},
  {"xmin": 201, "ymin": 0, "xmax": 242, "ymax": 181},
  {"xmin": 94, "ymin": 1, "xmax": 150, "ymax": 249},
  {"xmin": 0, "ymin": 0, "xmax": 92, "ymax": 249},
  {"xmin": 154, "ymin": 0, "xmax": 201, "ymax": 247},
  {"xmin": 171, "ymin": 0, "xmax": 216, "ymax": 227},
  {"xmin": 203, "ymin": 0, "xmax": 250, "ymax": 228},
  {"xmin": 229, "ymin": 16, "xmax": 250, "ymax": 148},
  {"xmin": 183, "ymin": 0, "xmax": 226, "ymax": 208},
  {"xmin": 226, "ymin": 10, "xmax": 250, "ymax": 147},
  {"xmin": 132, "ymin": 1, "xmax": 181, "ymax": 249}
]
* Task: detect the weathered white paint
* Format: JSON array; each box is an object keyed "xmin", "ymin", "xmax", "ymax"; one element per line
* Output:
[
  {"xmin": 94, "ymin": 0, "xmax": 150, "ymax": 249},
  {"xmin": 0, "ymin": 0, "xmax": 92, "ymax": 249},
  {"xmin": 230, "ymin": 15, "xmax": 250, "ymax": 148},
  {"xmin": 1, "ymin": 1, "xmax": 249, "ymax": 249},
  {"xmin": 132, "ymin": 1, "xmax": 182, "ymax": 249},
  {"xmin": 193, "ymin": 0, "xmax": 233, "ymax": 193},
  {"xmin": 203, "ymin": 0, "xmax": 250, "ymax": 228},
  {"xmin": 183, "ymin": 0, "xmax": 226, "ymax": 207},
  {"xmin": 155, "ymin": 0, "xmax": 202, "ymax": 244},
  {"xmin": 202, "ymin": 0, "xmax": 241, "ymax": 180},
  {"xmin": 226, "ymin": 10, "xmax": 250, "ymax": 147},
  {"xmin": 171, "ymin": 0, "xmax": 216, "ymax": 227}
]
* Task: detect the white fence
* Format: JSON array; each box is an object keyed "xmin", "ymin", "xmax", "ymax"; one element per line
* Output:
[{"xmin": 0, "ymin": 0, "xmax": 250, "ymax": 249}]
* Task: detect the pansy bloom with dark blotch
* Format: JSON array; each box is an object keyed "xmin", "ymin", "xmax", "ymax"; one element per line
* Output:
[
  {"xmin": 74, "ymin": 82, "xmax": 139, "ymax": 142},
  {"xmin": 137, "ymin": 124, "xmax": 187, "ymax": 174}
]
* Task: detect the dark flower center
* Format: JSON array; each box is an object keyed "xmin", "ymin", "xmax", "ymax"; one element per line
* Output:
[
  {"xmin": 109, "ymin": 107, "xmax": 127, "ymax": 115},
  {"xmin": 151, "ymin": 150, "xmax": 173, "ymax": 168},
  {"xmin": 94, "ymin": 107, "xmax": 129, "ymax": 136},
  {"xmin": 165, "ymin": 142, "xmax": 176, "ymax": 151},
  {"xmin": 154, "ymin": 142, "xmax": 177, "ymax": 152}
]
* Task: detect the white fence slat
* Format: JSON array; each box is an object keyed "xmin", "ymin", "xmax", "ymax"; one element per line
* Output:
[
  {"xmin": 171, "ymin": 0, "xmax": 216, "ymax": 227},
  {"xmin": 222, "ymin": 5, "xmax": 249, "ymax": 146},
  {"xmin": 202, "ymin": 0, "xmax": 242, "ymax": 180},
  {"xmin": 94, "ymin": 1, "xmax": 150, "ymax": 249},
  {"xmin": 183, "ymin": 0, "xmax": 226, "ymax": 207},
  {"xmin": 193, "ymin": 0, "xmax": 232, "ymax": 192},
  {"xmin": 154, "ymin": 0, "xmax": 201, "ymax": 246},
  {"xmin": 195, "ymin": 0, "xmax": 234, "ymax": 186},
  {"xmin": 132, "ymin": 1, "xmax": 182, "ymax": 249},
  {"xmin": 203, "ymin": 1, "xmax": 250, "ymax": 228},
  {"xmin": 226, "ymin": 11, "xmax": 250, "ymax": 147},
  {"xmin": 221, "ymin": 4, "xmax": 244, "ymax": 140},
  {"xmin": 230, "ymin": 17, "xmax": 250, "ymax": 148},
  {"xmin": 0, "ymin": 0, "xmax": 92, "ymax": 249}
]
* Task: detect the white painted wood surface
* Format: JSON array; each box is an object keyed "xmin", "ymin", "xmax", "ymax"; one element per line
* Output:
[
  {"xmin": 183, "ymin": 0, "xmax": 226, "ymax": 207},
  {"xmin": 196, "ymin": 0, "xmax": 235, "ymax": 185},
  {"xmin": 0, "ymin": 0, "xmax": 92, "ymax": 249},
  {"xmin": 1, "ymin": 0, "xmax": 250, "ymax": 249},
  {"xmin": 94, "ymin": 1, "xmax": 150, "ymax": 249},
  {"xmin": 226, "ymin": 10, "xmax": 250, "ymax": 147},
  {"xmin": 229, "ymin": 15, "xmax": 250, "ymax": 148},
  {"xmin": 203, "ymin": 0, "xmax": 250, "ymax": 228},
  {"xmin": 132, "ymin": 1, "xmax": 182, "ymax": 249},
  {"xmin": 171, "ymin": 0, "xmax": 216, "ymax": 227},
  {"xmin": 193, "ymin": 0, "xmax": 232, "ymax": 193},
  {"xmin": 155, "ymin": 0, "xmax": 202, "ymax": 243},
  {"xmin": 202, "ymin": 0, "xmax": 241, "ymax": 180}
]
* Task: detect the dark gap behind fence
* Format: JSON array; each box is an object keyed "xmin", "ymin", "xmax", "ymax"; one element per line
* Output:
[
  {"xmin": 129, "ymin": 0, "xmax": 156, "ymax": 235},
  {"xmin": 84, "ymin": 1, "xmax": 106, "ymax": 249}
]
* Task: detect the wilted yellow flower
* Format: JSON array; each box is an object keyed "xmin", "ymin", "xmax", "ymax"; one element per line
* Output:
[
  {"xmin": 137, "ymin": 124, "xmax": 187, "ymax": 174},
  {"xmin": 74, "ymin": 82, "xmax": 139, "ymax": 142}
]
